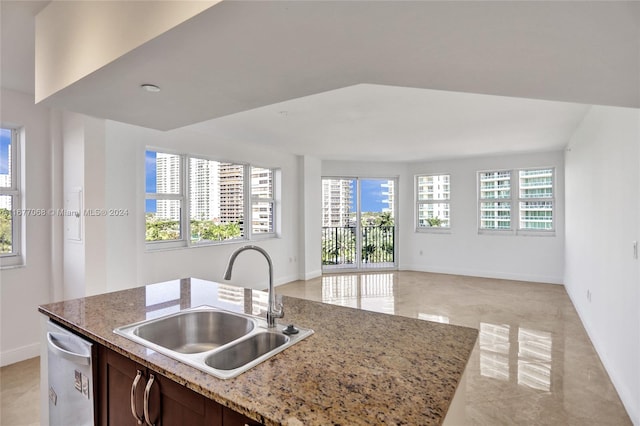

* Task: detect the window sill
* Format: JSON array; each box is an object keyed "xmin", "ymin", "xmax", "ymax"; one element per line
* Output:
[
  {"xmin": 145, "ymin": 235, "xmax": 280, "ymax": 253},
  {"xmin": 478, "ymin": 229, "xmax": 556, "ymax": 237},
  {"xmin": 0, "ymin": 255, "xmax": 25, "ymax": 269},
  {"xmin": 415, "ymin": 228, "xmax": 451, "ymax": 235},
  {"xmin": 516, "ymin": 230, "xmax": 556, "ymax": 237}
]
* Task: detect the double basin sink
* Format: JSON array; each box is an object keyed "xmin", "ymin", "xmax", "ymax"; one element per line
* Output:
[{"xmin": 114, "ymin": 306, "xmax": 313, "ymax": 379}]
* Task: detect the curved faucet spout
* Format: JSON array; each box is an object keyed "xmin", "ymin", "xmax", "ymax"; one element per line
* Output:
[{"xmin": 224, "ymin": 245, "xmax": 283, "ymax": 327}]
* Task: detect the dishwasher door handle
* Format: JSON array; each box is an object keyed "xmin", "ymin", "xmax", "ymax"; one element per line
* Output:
[{"xmin": 46, "ymin": 332, "xmax": 91, "ymax": 366}]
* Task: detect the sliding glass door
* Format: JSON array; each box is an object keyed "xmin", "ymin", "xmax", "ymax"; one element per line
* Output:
[{"xmin": 321, "ymin": 177, "xmax": 396, "ymax": 271}]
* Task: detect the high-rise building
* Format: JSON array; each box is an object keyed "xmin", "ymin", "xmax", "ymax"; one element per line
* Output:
[
  {"xmin": 381, "ymin": 180, "xmax": 394, "ymax": 217},
  {"xmin": 479, "ymin": 169, "xmax": 553, "ymax": 230},
  {"xmin": 219, "ymin": 163, "xmax": 244, "ymax": 225},
  {"xmin": 321, "ymin": 179, "xmax": 353, "ymax": 227},
  {"xmin": 251, "ymin": 167, "xmax": 273, "ymax": 233},
  {"xmin": 518, "ymin": 169, "xmax": 553, "ymax": 230},
  {"xmin": 153, "ymin": 156, "xmax": 273, "ymax": 233},
  {"xmin": 479, "ymin": 171, "xmax": 511, "ymax": 229},
  {"xmin": 189, "ymin": 158, "xmax": 219, "ymax": 221},
  {"xmin": 156, "ymin": 153, "xmax": 181, "ymax": 220},
  {"xmin": 418, "ymin": 174, "xmax": 450, "ymax": 227}
]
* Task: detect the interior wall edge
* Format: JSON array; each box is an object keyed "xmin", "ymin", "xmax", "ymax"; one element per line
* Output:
[{"xmin": 564, "ymin": 284, "xmax": 638, "ymax": 425}]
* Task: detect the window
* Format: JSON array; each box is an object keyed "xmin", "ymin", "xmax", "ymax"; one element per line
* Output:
[
  {"xmin": 518, "ymin": 169, "xmax": 553, "ymax": 231},
  {"xmin": 145, "ymin": 150, "xmax": 276, "ymax": 248},
  {"xmin": 479, "ymin": 171, "xmax": 511, "ymax": 230},
  {"xmin": 478, "ymin": 168, "xmax": 554, "ymax": 233},
  {"xmin": 250, "ymin": 167, "xmax": 274, "ymax": 235},
  {"xmin": 416, "ymin": 174, "xmax": 450, "ymax": 230},
  {"xmin": 0, "ymin": 127, "xmax": 21, "ymax": 267},
  {"xmin": 145, "ymin": 151, "xmax": 183, "ymax": 243}
]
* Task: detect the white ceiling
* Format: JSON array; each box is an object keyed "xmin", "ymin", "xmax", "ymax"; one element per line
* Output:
[
  {"xmin": 188, "ymin": 84, "xmax": 590, "ymax": 162},
  {"xmin": 2, "ymin": 1, "xmax": 638, "ymax": 162},
  {"xmin": 0, "ymin": 1, "xmax": 50, "ymax": 95}
]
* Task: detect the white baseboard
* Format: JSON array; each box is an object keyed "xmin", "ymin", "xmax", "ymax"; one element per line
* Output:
[
  {"xmin": 565, "ymin": 286, "xmax": 639, "ymax": 425},
  {"xmin": 275, "ymin": 273, "xmax": 301, "ymax": 286},
  {"xmin": 1, "ymin": 342, "xmax": 40, "ymax": 367},
  {"xmin": 302, "ymin": 269, "xmax": 322, "ymax": 281},
  {"xmin": 398, "ymin": 264, "xmax": 564, "ymax": 285}
]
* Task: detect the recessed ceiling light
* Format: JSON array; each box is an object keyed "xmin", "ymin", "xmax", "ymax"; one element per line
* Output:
[{"xmin": 140, "ymin": 84, "xmax": 161, "ymax": 93}]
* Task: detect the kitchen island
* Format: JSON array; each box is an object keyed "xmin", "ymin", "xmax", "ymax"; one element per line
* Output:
[{"xmin": 39, "ymin": 278, "xmax": 478, "ymax": 425}]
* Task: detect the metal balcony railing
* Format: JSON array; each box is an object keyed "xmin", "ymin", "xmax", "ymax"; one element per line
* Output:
[{"xmin": 322, "ymin": 226, "xmax": 395, "ymax": 266}]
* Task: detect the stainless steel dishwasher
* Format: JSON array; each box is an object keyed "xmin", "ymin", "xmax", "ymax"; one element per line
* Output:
[{"xmin": 46, "ymin": 320, "xmax": 95, "ymax": 426}]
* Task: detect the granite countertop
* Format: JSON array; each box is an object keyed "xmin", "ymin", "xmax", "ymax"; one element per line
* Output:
[{"xmin": 39, "ymin": 278, "xmax": 478, "ymax": 426}]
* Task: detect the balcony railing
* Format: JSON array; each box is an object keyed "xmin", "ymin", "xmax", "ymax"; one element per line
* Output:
[{"xmin": 322, "ymin": 226, "xmax": 395, "ymax": 266}]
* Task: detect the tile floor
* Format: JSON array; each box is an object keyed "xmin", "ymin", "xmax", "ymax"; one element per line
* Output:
[
  {"xmin": 0, "ymin": 356, "xmax": 39, "ymax": 426},
  {"xmin": 277, "ymin": 271, "xmax": 631, "ymax": 425},
  {"xmin": 0, "ymin": 271, "xmax": 631, "ymax": 425}
]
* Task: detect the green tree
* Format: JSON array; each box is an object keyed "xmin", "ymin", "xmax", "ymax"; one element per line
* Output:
[
  {"xmin": 426, "ymin": 217, "xmax": 443, "ymax": 227},
  {"xmin": 0, "ymin": 208, "xmax": 12, "ymax": 253}
]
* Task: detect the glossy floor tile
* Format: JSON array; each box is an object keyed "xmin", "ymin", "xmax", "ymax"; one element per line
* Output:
[
  {"xmin": 0, "ymin": 272, "xmax": 631, "ymax": 425},
  {"xmin": 278, "ymin": 271, "xmax": 632, "ymax": 425}
]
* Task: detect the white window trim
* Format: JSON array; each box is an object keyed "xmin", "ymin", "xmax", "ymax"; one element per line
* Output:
[
  {"xmin": 415, "ymin": 173, "xmax": 451, "ymax": 233},
  {"xmin": 145, "ymin": 149, "xmax": 278, "ymax": 251},
  {"xmin": 477, "ymin": 167, "xmax": 555, "ymax": 236},
  {"xmin": 478, "ymin": 169, "xmax": 512, "ymax": 235},
  {"xmin": 516, "ymin": 167, "xmax": 555, "ymax": 236},
  {"xmin": 1, "ymin": 128, "xmax": 23, "ymax": 268}
]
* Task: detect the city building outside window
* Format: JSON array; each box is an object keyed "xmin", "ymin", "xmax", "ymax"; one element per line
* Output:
[
  {"xmin": 145, "ymin": 150, "xmax": 276, "ymax": 249},
  {"xmin": 478, "ymin": 168, "xmax": 554, "ymax": 233},
  {"xmin": 479, "ymin": 170, "xmax": 512, "ymax": 230},
  {"xmin": 251, "ymin": 167, "xmax": 275, "ymax": 235},
  {"xmin": 416, "ymin": 174, "xmax": 450, "ymax": 230},
  {"xmin": 0, "ymin": 127, "xmax": 22, "ymax": 267}
]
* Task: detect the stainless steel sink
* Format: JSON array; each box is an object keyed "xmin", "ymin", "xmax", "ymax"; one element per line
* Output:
[
  {"xmin": 133, "ymin": 310, "xmax": 255, "ymax": 354},
  {"xmin": 205, "ymin": 332, "xmax": 288, "ymax": 371},
  {"xmin": 114, "ymin": 306, "xmax": 313, "ymax": 379}
]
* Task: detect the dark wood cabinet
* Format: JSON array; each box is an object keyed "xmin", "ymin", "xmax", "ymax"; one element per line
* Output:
[
  {"xmin": 222, "ymin": 406, "xmax": 263, "ymax": 426},
  {"xmin": 99, "ymin": 346, "xmax": 259, "ymax": 426}
]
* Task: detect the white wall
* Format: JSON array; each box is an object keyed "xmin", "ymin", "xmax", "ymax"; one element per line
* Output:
[
  {"xmin": 299, "ymin": 156, "xmax": 322, "ymax": 280},
  {"xmin": 35, "ymin": 1, "xmax": 217, "ymax": 102},
  {"xmin": 61, "ymin": 111, "xmax": 109, "ymax": 299},
  {"xmin": 0, "ymin": 88, "xmax": 52, "ymax": 366},
  {"xmin": 564, "ymin": 105, "xmax": 640, "ymax": 424},
  {"xmin": 323, "ymin": 152, "xmax": 565, "ymax": 284},
  {"xmin": 102, "ymin": 120, "xmax": 302, "ymax": 291},
  {"xmin": 405, "ymin": 151, "xmax": 565, "ymax": 283}
]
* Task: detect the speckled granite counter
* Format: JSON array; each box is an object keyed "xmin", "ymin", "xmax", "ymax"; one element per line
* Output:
[{"xmin": 39, "ymin": 278, "xmax": 478, "ymax": 425}]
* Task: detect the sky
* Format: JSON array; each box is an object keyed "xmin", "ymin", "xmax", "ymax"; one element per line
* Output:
[
  {"xmin": 359, "ymin": 179, "xmax": 388, "ymax": 213},
  {"xmin": 145, "ymin": 151, "xmax": 156, "ymax": 213},
  {"xmin": 0, "ymin": 128, "xmax": 10, "ymax": 175}
]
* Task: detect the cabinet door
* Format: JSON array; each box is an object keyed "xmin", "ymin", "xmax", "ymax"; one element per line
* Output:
[
  {"xmin": 99, "ymin": 346, "xmax": 222, "ymax": 426},
  {"xmin": 222, "ymin": 406, "xmax": 263, "ymax": 426},
  {"xmin": 146, "ymin": 372, "xmax": 221, "ymax": 426},
  {"xmin": 98, "ymin": 345, "xmax": 147, "ymax": 426}
]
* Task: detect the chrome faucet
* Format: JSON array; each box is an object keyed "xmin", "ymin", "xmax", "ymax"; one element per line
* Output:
[{"xmin": 223, "ymin": 245, "xmax": 284, "ymax": 328}]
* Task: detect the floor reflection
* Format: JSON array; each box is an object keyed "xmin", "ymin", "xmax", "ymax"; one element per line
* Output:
[
  {"xmin": 277, "ymin": 271, "xmax": 631, "ymax": 425},
  {"xmin": 321, "ymin": 273, "xmax": 395, "ymax": 314}
]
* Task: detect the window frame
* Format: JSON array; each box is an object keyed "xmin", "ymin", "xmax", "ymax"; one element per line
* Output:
[
  {"xmin": 145, "ymin": 148, "xmax": 278, "ymax": 251},
  {"xmin": 415, "ymin": 173, "xmax": 451, "ymax": 233},
  {"xmin": 477, "ymin": 167, "xmax": 555, "ymax": 235},
  {"xmin": 478, "ymin": 169, "xmax": 512, "ymax": 233},
  {"xmin": 517, "ymin": 167, "xmax": 555, "ymax": 234},
  {"xmin": 1, "ymin": 127, "xmax": 23, "ymax": 268},
  {"xmin": 145, "ymin": 150, "xmax": 186, "ymax": 250},
  {"xmin": 250, "ymin": 166, "xmax": 276, "ymax": 239}
]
